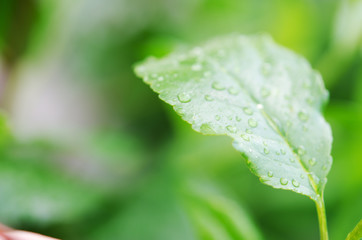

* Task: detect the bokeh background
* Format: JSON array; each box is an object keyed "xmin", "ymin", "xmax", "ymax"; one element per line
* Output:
[{"xmin": 0, "ymin": 0, "xmax": 361, "ymax": 239}]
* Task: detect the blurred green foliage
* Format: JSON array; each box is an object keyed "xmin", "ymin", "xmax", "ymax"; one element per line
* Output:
[{"xmin": 0, "ymin": 0, "xmax": 361, "ymax": 239}]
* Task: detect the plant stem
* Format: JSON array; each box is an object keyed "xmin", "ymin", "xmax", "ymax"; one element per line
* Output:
[{"xmin": 316, "ymin": 195, "xmax": 329, "ymax": 240}]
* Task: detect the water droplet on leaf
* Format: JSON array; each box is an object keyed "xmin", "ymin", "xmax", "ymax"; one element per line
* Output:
[
  {"xmin": 280, "ymin": 178, "xmax": 288, "ymax": 185},
  {"xmin": 267, "ymin": 171, "xmax": 273, "ymax": 177},
  {"xmin": 212, "ymin": 82, "xmax": 225, "ymax": 90},
  {"xmin": 204, "ymin": 71, "xmax": 211, "ymax": 77},
  {"xmin": 177, "ymin": 92, "xmax": 191, "ymax": 103},
  {"xmin": 191, "ymin": 63, "xmax": 202, "ymax": 71},
  {"xmin": 226, "ymin": 125, "xmax": 237, "ymax": 133},
  {"xmin": 298, "ymin": 111, "xmax": 309, "ymax": 122},
  {"xmin": 228, "ymin": 87, "xmax": 239, "ymax": 95},
  {"xmin": 204, "ymin": 95, "xmax": 214, "ymax": 101},
  {"xmin": 200, "ymin": 123, "xmax": 215, "ymax": 134},
  {"xmin": 262, "ymin": 63, "xmax": 272, "ymax": 76},
  {"xmin": 292, "ymin": 179, "xmax": 300, "ymax": 187},
  {"xmin": 297, "ymin": 146, "xmax": 306, "ymax": 156},
  {"xmin": 306, "ymin": 97, "xmax": 314, "ymax": 105},
  {"xmin": 241, "ymin": 134, "xmax": 250, "ymax": 141},
  {"xmin": 243, "ymin": 107, "xmax": 253, "ymax": 115},
  {"xmin": 308, "ymin": 158, "xmax": 316, "ymax": 166},
  {"xmin": 261, "ymin": 88, "xmax": 270, "ymax": 98},
  {"xmin": 264, "ymin": 148, "xmax": 270, "ymax": 154},
  {"xmin": 245, "ymin": 129, "xmax": 253, "ymax": 134},
  {"xmin": 248, "ymin": 118, "xmax": 258, "ymax": 128}
]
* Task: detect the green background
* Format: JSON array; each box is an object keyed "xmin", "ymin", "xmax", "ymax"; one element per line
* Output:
[{"xmin": 0, "ymin": 0, "xmax": 361, "ymax": 239}]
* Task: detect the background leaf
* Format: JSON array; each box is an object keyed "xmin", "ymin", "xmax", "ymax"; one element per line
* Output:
[
  {"xmin": 346, "ymin": 219, "xmax": 362, "ymax": 240},
  {"xmin": 135, "ymin": 34, "xmax": 332, "ymax": 201}
]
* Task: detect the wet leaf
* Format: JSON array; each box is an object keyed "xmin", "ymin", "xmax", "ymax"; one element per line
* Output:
[{"xmin": 134, "ymin": 34, "xmax": 332, "ymax": 201}]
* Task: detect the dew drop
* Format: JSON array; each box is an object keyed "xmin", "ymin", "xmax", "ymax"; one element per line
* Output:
[
  {"xmin": 191, "ymin": 63, "xmax": 202, "ymax": 71},
  {"xmin": 263, "ymin": 141, "xmax": 267, "ymax": 146},
  {"xmin": 264, "ymin": 148, "xmax": 270, "ymax": 154},
  {"xmin": 290, "ymin": 158, "xmax": 295, "ymax": 163},
  {"xmin": 245, "ymin": 129, "xmax": 253, "ymax": 134},
  {"xmin": 276, "ymin": 152, "xmax": 280, "ymax": 155},
  {"xmin": 212, "ymin": 82, "xmax": 225, "ymax": 90},
  {"xmin": 261, "ymin": 88, "xmax": 271, "ymax": 98},
  {"xmin": 217, "ymin": 49, "xmax": 226, "ymax": 57},
  {"xmin": 257, "ymin": 104, "xmax": 263, "ymax": 109},
  {"xmin": 280, "ymin": 178, "xmax": 288, "ymax": 185},
  {"xmin": 226, "ymin": 125, "xmax": 237, "ymax": 133},
  {"xmin": 191, "ymin": 47, "xmax": 202, "ymax": 56},
  {"xmin": 177, "ymin": 92, "xmax": 191, "ymax": 103},
  {"xmin": 322, "ymin": 165, "xmax": 328, "ymax": 171},
  {"xmin": 200, "ymin": 123, "xmax": 215, "ymax": 134},
  {"xmin": 158, "ymin": 76, "xmax": 164, "ymax": 81},
  {"xmin": 306, "ymin": 97, "xmax": 314, "ymax": 105},
  {"xmin": 298, "ymin": 111, "xmax": 309, "ymax": 122},
  {"xmin": 260, "ymin": 178, "xmax": 267, "ymax": 183},
  {"xmin": 236, "ymin": 116, "xmax": 242, "ymax": 122},
  {"xmin": 303, "ymin": 82, "xmax": 311, "ymax": 88},
  {"xmin": 308, "ymin": 158, "xmax": 316, "ymax": 166},
  {"xmin": 248, "ymin": 118, "xmax": 258, "ymax": 128},
  {"xmin": 204, "ymin": 94, "xmax": 214, "ymax": 101},
  {"xmin": 241, "ymin": 134, "xmax": 250, "ymax": 141},
  {"xmin": 262, "ymin": 63, "xmax": 272, "ymax": 76},
  {"xmin": 267, "ymin": 171, "xmax": 273, "ymax": 177},
  {"xmin": 292, "ymin": 179, "xmax": 300, "ymax": 187},
  {"xmin": 280, "ymin": 149, "xmax": 286, "ymax": 155},
  {"xmin": 300, "ymin": 174, "xmax": 305, "ymax": 179},
  {"xmin": 204, "ymin": 71, "xmax": 211, "ymax": 77},
  {"xmin": 243, "ymin": 107, "xmax": 253, "ymax": 115},
  {"xmin": 228, "ymin": 87, "xmax": 239, "ymax": 95},
  {"xmin": 297, "ymin": 146, "xmax": 306, "ymax": 156},
  {"xmin": 215, "ymin": 115, "xmax": 221, "ymax": 121}
]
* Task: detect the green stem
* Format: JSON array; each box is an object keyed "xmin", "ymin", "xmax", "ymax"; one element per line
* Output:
[{"xmin": 315, "ymin": 195, "xmax": 329, "ymax": 240}]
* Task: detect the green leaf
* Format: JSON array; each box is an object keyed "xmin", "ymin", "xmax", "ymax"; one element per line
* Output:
[
  {"xmin": 134, "ymin": 34, "xmax": 332, "ymax": 201},
  {"xmin": 185, "ymin": 179, "xmax": 263, "ymax": 240},
  {"xmin": 346, "ymin": 220, "xmax": 362, "ymax": 240}
]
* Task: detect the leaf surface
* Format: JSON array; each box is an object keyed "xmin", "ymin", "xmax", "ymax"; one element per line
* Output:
[
  {"xmin": 346, "ymin": 220, "xmax": 362, "ymax": 240},
  {"xmin": 135, "ymin": 34, "xmax": 332, "ymax": 201}
]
